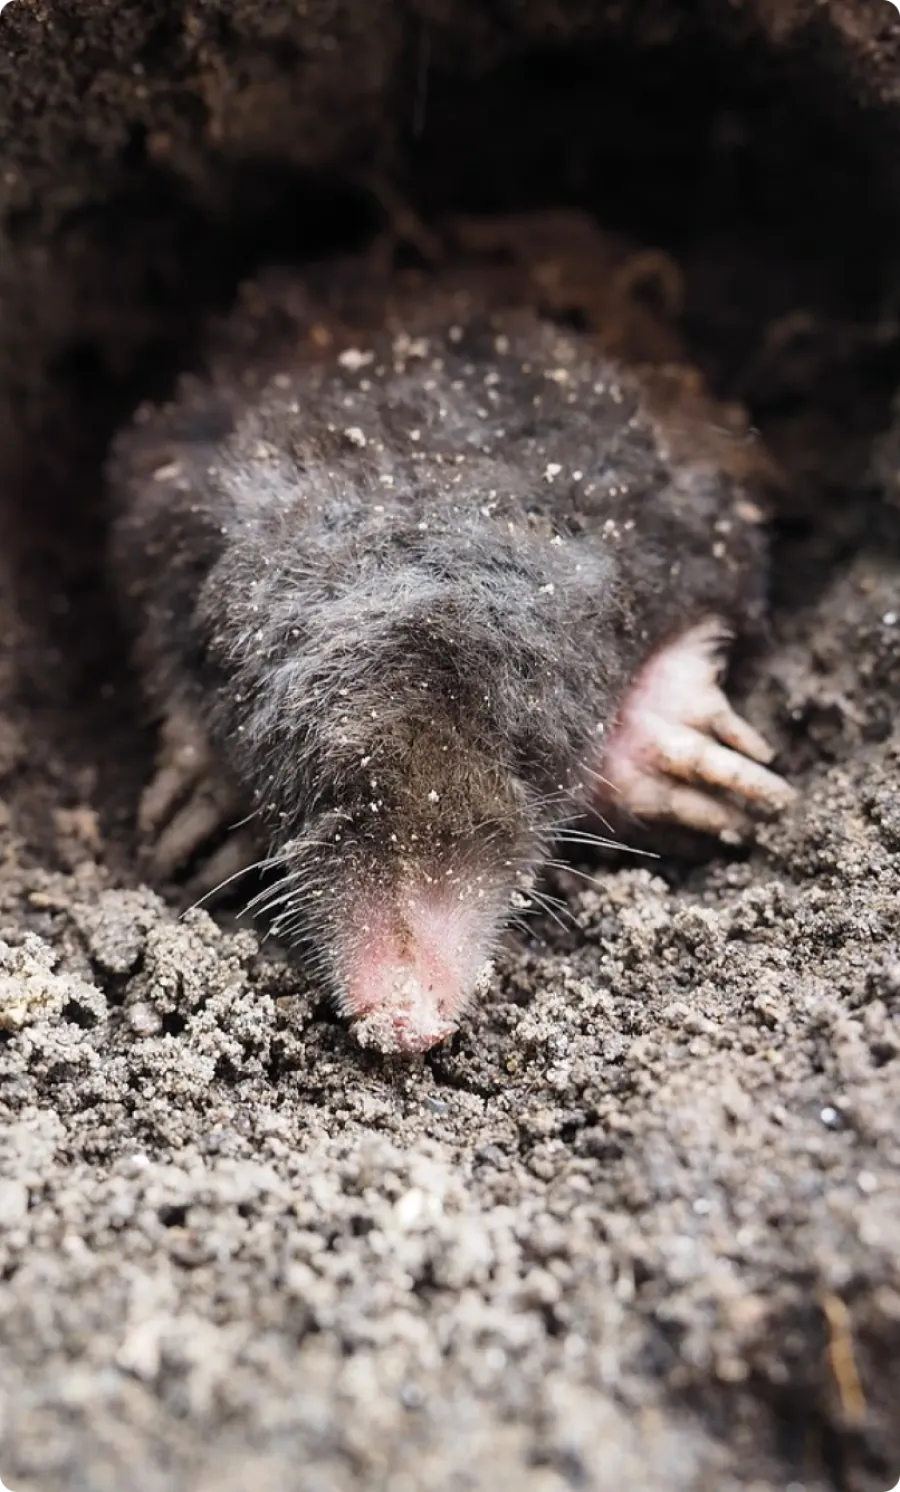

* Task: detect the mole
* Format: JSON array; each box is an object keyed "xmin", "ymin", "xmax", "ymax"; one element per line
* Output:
[{"xmin": 107, "ymin": 268, "xmax": 795, "ymax": 1055}]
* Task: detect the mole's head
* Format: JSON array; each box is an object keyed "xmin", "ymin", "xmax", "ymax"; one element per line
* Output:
[
  {"xmin": 213, "ymin": 522, "xmax": 620, "ymax": 1053},
  {"xmin": 265, "ymin": 722, "xmax": 542, "ymax": 1054}
]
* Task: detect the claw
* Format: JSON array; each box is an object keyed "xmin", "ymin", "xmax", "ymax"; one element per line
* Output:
[
  {"xmin": 651, "ymin": 717, "xmax": 796, "ymax": 811},
  {"xmin": 707, "ymin": 702, "xmax": 775, "ymax": 765},
  {"xmin": 185, "ymin": 829, "xmax": 261, "ymax": 902},
  {"xmin": 147, "ymin": 778, "xmax": 241, "ymax": 880},
  {"xmin": 139, "ymin": 706, "xmax": 214, "ymax": 834},
  {"xmin": 620, "ymin": 777, "xmax": 751, "ymax": 842}
]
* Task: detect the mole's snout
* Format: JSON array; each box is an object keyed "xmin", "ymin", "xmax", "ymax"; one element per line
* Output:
[
  {"xmin": 338, "ymin": 880, "xmax": 500, "ymax": 1055},
  {"xmin": 350, "ymin": 967, "xmax": 459, "ymax": 1054}
]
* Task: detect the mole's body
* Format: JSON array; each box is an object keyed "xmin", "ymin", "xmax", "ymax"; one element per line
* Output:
[{"xmin": 108, "ymin": 277, "xmax": 794, "ymax": 1053}]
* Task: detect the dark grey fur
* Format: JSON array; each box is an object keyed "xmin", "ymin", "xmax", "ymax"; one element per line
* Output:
[{"xmin": 107, "ymin": 281, "xmax": 769, "ymax": 999}]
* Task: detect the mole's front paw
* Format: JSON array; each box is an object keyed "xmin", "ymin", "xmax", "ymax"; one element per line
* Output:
[
  {"xmin": 138, "ymin": 705, "xmax": 252, "ymax": 890},
  {"xmin": 594, "ymin": 617, "xmax": 795, "ymax": 842}
]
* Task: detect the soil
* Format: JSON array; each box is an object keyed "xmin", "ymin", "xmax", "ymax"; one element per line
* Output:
[{"xmin": 0, "ymin": 4, "xmax": 899, "ymax": 1491}]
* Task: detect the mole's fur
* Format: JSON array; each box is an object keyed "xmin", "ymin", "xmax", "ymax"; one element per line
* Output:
[{"xmin": 108, "ymin": 279, "xmax": 793, "ymax": 1053}]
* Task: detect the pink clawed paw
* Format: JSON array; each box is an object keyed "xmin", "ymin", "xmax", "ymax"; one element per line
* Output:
[
  {"xmin": 595, "ymin": 618, "xmax": 795, "ymax": 841},
  {"xmin": 138, "ymin": 705, "xmax": 253, "ymax": 891}
]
